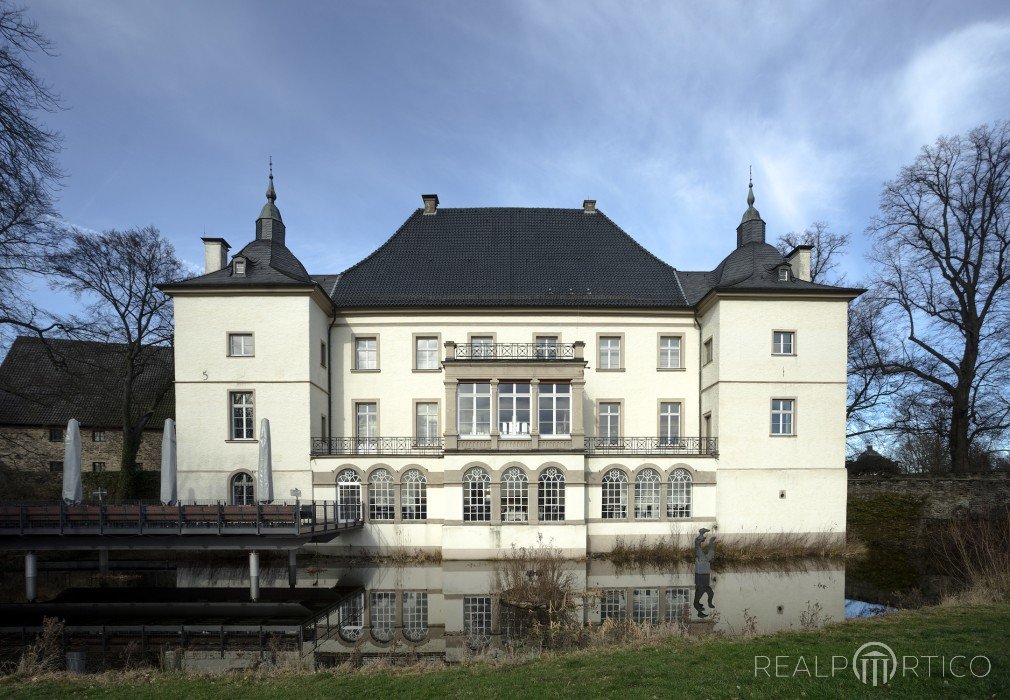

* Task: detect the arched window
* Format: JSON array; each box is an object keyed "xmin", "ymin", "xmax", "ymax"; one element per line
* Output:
[
  {"xmin": 635, "ymin": 469, "xmax": 661, "ymax": 519},
  {"xmin": 601, "ymin": 469, "xmax": 628, "ymax": 519},
  {"xmin": 336, "ymin": 469, "xmax": 361, "ymax": 523},
  {"xmin": 538, "ymin": 467, "xmax": 565, "ymax": 521},
  {"xmin": 463, "ymin": 467, "xmax": 491, "ymax": 522},
  {"xmin": 668, "ymin": 469, "xmax": 693, "ymax": 518},
  {"xmin": 370, "ymin": 591, "xmax": 396, "ymax": 642},
  {"xmin": 402, "ymin": 591, "xmax": 429, "ymax": 641},
  {"xmin": 501, "ymin": 467, "xmax": 528, "ymax": 522},
  {"xmin": 368, "ymin": 469, "xmax": 395, "ymax": 520},
  {"xmin": 338, "ymin": 591, "xmax": 364, "ymax": 642},
  {"xmin": 401, "ymin": 469, "xmax": 427, "ymax": 521},
  {"xmin": 463, "ymin": 595, "xmax": 492, "ymax": 649},
  {"xmin": 230, "ymin": 472, "xmax": 254, "ymax": 505}
]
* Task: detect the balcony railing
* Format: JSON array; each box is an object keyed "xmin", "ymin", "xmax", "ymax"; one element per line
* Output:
[
  {"xmin": 311, "ymin": 437, "xmax": 444, "ymax": 456},
  {"xmin": 448, "ymin": 342, "xmax": 579, "ymax": 361},
  {"xmin": 585, "ymin": 436, "xmax": 718, "ymax": 456}
]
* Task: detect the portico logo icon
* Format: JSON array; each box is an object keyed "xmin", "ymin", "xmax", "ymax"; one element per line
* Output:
[{"xmin": 853, "ymin": 641, "xmax": 898, "ymax": 686}]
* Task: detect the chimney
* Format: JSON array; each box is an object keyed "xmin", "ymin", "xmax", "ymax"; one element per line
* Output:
[
  {"xmin": 202, "ymin": 237, "xmax": 231, "ymax": 274},
  {"xmin": 583, "ymin": 199, "xmax": 597, "ymax": 214},
  {"xmin": 786, "ymin": 245, "xmax": 813, "ymax": 282},
  {"xmin": 422, "ymin": 194, "xmax": 439, "ymax": 215}
]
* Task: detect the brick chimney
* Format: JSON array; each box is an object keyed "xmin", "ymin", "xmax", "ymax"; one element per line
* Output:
[{"xmin": 201, "ymin": 238, "xmax": 230, "ymax": 274}]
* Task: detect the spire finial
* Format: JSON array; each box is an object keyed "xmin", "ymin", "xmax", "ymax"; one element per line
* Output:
[
  {"xmin": 266, "ymin": 156, "xmax": 276, "ymax": 203},
  {"xmin": 747, "ymin": 166, "xmax": 755, "ymax": 207}
]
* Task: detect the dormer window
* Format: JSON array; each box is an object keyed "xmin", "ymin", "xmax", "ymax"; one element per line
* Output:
[
  {"xmin": 233, "ymin": 257, "xmax": 246, "ymax": 275},
  {"xmin": 777, "ymin": 267, "xmax": 790, "ymax": 282}
]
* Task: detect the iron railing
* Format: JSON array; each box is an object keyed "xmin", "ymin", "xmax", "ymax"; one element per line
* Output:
[
  {"xmin": 585, "ymin": 437, "xmax": 718, "ymax": 456},
  {"xmin": 311, "ymin": 437, "xmax": 445, "ymax": 456},
  {"xmin": 451, "ymin": 343, "xmax": 576, "ymax": 361}
]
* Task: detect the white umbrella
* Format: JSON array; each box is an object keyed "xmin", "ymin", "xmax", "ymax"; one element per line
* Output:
[
  {"xmin": 257, "ymin": 417, "xmax": 273, "ymax": 503},
  {"xmin": 62, "ymin": 418, "xmax": 82, "ymax": 504},
  {"xmin": 160, "ymin": 418, "xmax": 177, "ymax": 505}
]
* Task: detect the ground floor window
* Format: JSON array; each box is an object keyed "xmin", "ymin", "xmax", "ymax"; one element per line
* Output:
[
  {"xmin": 634, "ymin": 469, "xmax": 661, "ymax": 519},
  {"xmin": 602, "ymin": 469, "xmax": 628, "ymax": 519},
  {"xmin": 537, "ymin": 467, "xmax": 565, "ymax": 521},
  {"xmin": 337, "ymin": 469, "xmax": 362, "ymax": 522},
  {"xmin": 401, "ymin": 469, "xmax": 427, "ymax": 521},
  {"xmin": 600, "ymin": 589, "xmax": 626, "ymax": 621},
  {"xmin": 668, "ymin": 469, "xmax": 692, "ymax": 518},
  {"xmin": 368, "ymin": 469, "xmax": 395, "ymax": 520},
  {"xmin": 463, "ymin": 466, "xmax": 491, "ymax": 522},
  {"xmin": 501, "ymin": 467, "xmax": 528, "ymax": 522},
  {"xmin": 230, "ymin": 471, "xmax": 254, "ymax": 505},
  {"xmin": 632, "ymin": 588, "xmax": 660, "ymax": 624}
]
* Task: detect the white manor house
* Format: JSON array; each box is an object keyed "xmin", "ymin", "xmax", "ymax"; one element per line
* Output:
[{"xmin": 163, "ymin": 175, "xmax": 860, "ymax": 559}]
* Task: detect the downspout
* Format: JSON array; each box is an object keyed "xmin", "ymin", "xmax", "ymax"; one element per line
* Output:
[
  {"xmin": 695, "ymin": 315, "xmax": 703, "ymax": 441},
  {"xmin": 327, "ymin": 312, "xmax": 335, "ymax": 444}
]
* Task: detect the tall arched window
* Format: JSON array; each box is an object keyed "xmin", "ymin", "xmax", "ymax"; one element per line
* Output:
[
  {"xmin": 368, "ymin": 469, "xmax": 395, "ymax": 520},
  {"xmin": 635, "ymin": 469, "xmax": 661, "ymax": 519},
  {"xmin": 501, "ymin": 467, "xmax": 528, "ymax": 522},
  {"xmin": 336, "ymin": 469, "xmax": 362, "ymax": 523},
  {"xmin": 401, "ymin": 469, "xmax": 427, "ymax": 521},
  {"xmin": 230, "ymin": 472, "xmax": 254, "ymax": 505},
  {"xmin": 601, "ymin": 469, "xmax": 628, "ymax": 519},
  {"xmin": 538, "ymin": 467, "xmax": 565, "ymax": 521},
  {"xmin": 463, "ymin": 467, "xmax": 491, "ymax": 522},
  {"xmin": 668, "ymin": 469, "xmax": 693, "ymax": 518}
]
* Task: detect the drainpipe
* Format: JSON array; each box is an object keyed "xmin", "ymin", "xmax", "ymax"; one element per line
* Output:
[
  {"xmin": 327, "ymin": 315, "xmax": 335, "ymax": 444},
  {"xmin": 694, "ymin": 316, "xmax": 703, "ymax": 441}
]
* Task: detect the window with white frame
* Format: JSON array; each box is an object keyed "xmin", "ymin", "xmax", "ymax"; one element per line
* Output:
[
  {"xmin": 230, "ymin": 472, "xmax": 254, "ymax": 505},
  {"xmin": 659, "ymin": 335, "xmax": 682, "ymax": 369},
  {"xmin": 538, "ymin": 383, "xmax": 571, "ymax": 436},
  {"xmin": 771, "ymin": 399, "xmax": 795, "ymax": 435},
  {"xmin": 501, "ymin": 467, "xmax": 528, "ymax": 522},
  {"xmin": 463, "ymin": 466, "xmax": 491, "ymax": 522},
  {"xmin": 601, "ymin": 469, "xmax": 628, "ymax": 519},
  {"xmin": 415, "ymin": 402, "xmax": 439, "ymax": 446},
  {"xmin": 633, "ymin": 588, "xmax": 660, "ymax": 625},
  {"xmin": 230, "ymin": 391, "xmax": 254, "ymax": 440},
  {"xmin": 538, "ymin": 467, "xmax": 565, "ymax": 521},
  {"xmin": 228, "ymin": 333, "xmax": 254, "ymax": 357},
  {"xmin": 233, "ymin": 257, "xmax": 246, "ymax": 275},
  {"xmin": 92, "ymin": 430, "xmax": 106, "ymax": 443},
  {"xmin": 599, "ymin": 402, "xmax": 621, "ymax": 445},
  {"xmin": 535, "ymin": 335, "xmax": 559, "ymax": 359},
  {"xmin": 463, "ymin": 595, "xmax": 492, "ymax": 648},
  {"xmin": 778, "ymin": 267, "xmax": 790, "ymax": 281},
  {"xmin": 599, "ymin": 336, "xmax": 621, "ymax": 369},
  {"xmin": 355, "ymin": 402, "xmax": 377, "ymax": 452},
  {"xmin": 635, "ymin": 468, "xmax": 661, "ymax": 519},
  {"xmin": 354, "ymin": 337, "xmax": 378, "ymax": 370},
  {"xmin": 470, "ymin": 335, "xmax": 494, "ymax": 358},
  {"xmin": 401, "ymin": 469, "xmax": 427, "ymax": 521},
  {"xmin": 668, "ymin": 469, "xmax": 693, "ymax": 518},
  {"xmin": 338, "ymin": 591, "xmax": 364, "ymax": 642},
  {"xmin": 665, "ymin": 588, "xmax": 691, "ymax": 624},
  {"xmin": 458, "ymin": 382, "xmax": 491, "ymax": 437},
  {"xmin": 773, "ymin": 331, "xmax": 795, "ymax": 355},
  {"xmin": 368, "ymin": 469, "xmax": 395, "ymax": 520},
  {"xmin": 659, "ymin": 402, "xmax": 682, "ymax": 445},
  {"xmin": 415, "ymin": 336, "xmax": 439, "ymax": 370},
  {"xmin": 370, "ymin": 591, "xmax": 396, "ymax": 642},
  {"xmin": 498, "ymin": 383, "xmax": 531, "ymax": 437},
  {"xmin": 336, "ymin": 469, "xmax": 362, "ymax": 522},
  {"xmin": 92, "ymin": 461, "xmax": 106, "ymax": 473},
  {"xmin": 402, "ymin": 591, "xmax": 429, "ymax": 641},
  {"xmin": 600, "ymin": 589, "xmax": 626, "ymax": 621}
]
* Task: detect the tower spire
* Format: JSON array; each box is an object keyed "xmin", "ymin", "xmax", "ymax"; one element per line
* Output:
[
  {"xmin": 736, "ymin": 166, "xmax": 766, "ymax": 247},
  {"xmin": 266, "ymin": 156, "xmax": 276, "ymax": 203},
  {"xmin": 256, "ymin": 157, "xmax": 286, "ymax": 245}
]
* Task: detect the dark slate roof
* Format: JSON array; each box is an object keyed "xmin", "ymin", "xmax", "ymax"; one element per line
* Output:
[
  {"xmin": 165, "ymin": 239, "xmax": 314, "ymax": 289},
  {"xmin": 0, "ymin": 337, "xmax": 174, "ymax": 429},
  {"xmin": 328, "ymin": 208, "xmax": 689, "ymax": 309}
]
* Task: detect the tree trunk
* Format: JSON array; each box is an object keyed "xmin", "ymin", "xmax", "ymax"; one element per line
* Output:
[{"xmin": 119, "ymin": 351, "xmax": 141, "ymax": 498}]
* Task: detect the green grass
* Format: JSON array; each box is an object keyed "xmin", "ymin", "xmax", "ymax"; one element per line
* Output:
[{"xmin": 3, "ymin": 603, "xmax": 1008, "ymax": 699}]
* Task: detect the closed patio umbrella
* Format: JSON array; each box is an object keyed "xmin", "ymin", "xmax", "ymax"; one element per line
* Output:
[
  {"xmin": 257, "ymin": 417, "xmax": 273, "ymax": 503},
  {"xmin": 62, "ymin": 418, "xmax": 82, "ymax": 504},
  {"xmin": 160, "ymin": 418, "xmax": 177, "ymax": 505}
]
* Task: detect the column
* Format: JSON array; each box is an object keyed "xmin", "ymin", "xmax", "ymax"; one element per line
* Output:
[
  {"xmin": 25, "ymin": 552, "xmax": 37, "ymax": 603},
  {"xmin": 249, "ymin": 551, "xmax": 260, "ymax": 601},
  {"xmin": 444, "ymin": 378, "xmax": 458, "ymax": 450},
  {"xmin": 571, "ymin": 378, "xmax": 586, "ymax": 447},
  {"xmin": 288, "ymin": 549, "xmax": 298, "ymax": 589}
]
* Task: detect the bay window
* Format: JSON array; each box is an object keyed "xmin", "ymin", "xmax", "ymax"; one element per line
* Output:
[
  {"xmin": 538, "ymin": 383, "xmax": 571, "ymax": 436},
  {"xmin": 458, "ymin": 382, "xmax": 491, "ymax": 437}
]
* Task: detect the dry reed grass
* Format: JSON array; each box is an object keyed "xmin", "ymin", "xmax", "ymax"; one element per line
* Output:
[{"xmin": 937, "ymin": 509, "xmax": 1010, "ymax": 605}]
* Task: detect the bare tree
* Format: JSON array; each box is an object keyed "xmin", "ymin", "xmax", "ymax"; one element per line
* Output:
[
  {"xmin": 0, "ymin": 1, "xmax": 63, "ymax": 341},
  {"xmin": 868, "ymin": 121, "xmax": 1010, "ymax": 474},
  {"xmin": 47, "ymin": 227, "xmax": 183, "ymax": 495},
  {"xmin": 776, "ymin": 222, "xmax": 851, "ymax": 284}
]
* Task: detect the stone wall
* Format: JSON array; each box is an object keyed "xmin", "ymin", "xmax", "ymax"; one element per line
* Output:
[
  {"xmin": 0, "ymin": 426, "xmax": 164, "ymax": 473},
  {"xmin": 848, "ymin": 474, "xmax": 1010, "ymax": 520}
]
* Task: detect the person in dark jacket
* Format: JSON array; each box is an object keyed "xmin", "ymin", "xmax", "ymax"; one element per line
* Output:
[{"xmin": 693, "ymin": 528, "xmax": 716, "ymax": 617}]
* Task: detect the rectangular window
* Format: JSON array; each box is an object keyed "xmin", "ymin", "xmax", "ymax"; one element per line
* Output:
[
  {"xmin": 320, "ymin": 340, "xmax": 327, "ymax": 367},
  {"xmin": 458, "ymin": 382, "xmax": 491, "ymax": 437},
  {"xmin": 600, "ymin": 589, "xmax": 626, "ymax": 622},
  {"xmin": 659, "ymin": 336, "xmax": 682, "ymax": 369},
  {"xmin": 538, "ymin": 383, "xmax": 571, "ymax": 437},
  {"xmin": 321, "ymin": 415, "xmax": 327, "ymax": 439},
  {"xmin": 703, "ymin": 413, "xmax": 712, "ymax": 439},
  {"xmin": 355, "ymin": 402, "xmax": 378, "ymax": 452},
  {"xmin": 704, "ymin": 338, "xmax": 713, "ymax": 364},
  {"xmin": 48, "ymin": 461, "xmax": 63, "ymax": 473},
  {"xmin": 48, "ymin": 427, "xmax": 63, "ymax": 442},
  {"xmin": 498, "ymin": 383, "xmax": 531, "ymax": 437},
  {"xmin": 599, "ymin": 402, "xmax": 621, "ymax": 445},
  {"xmin": 92, "ymin": 430, "xmax": 106, "ymax": 443},
  {"xmin": 599, "ymin": 336, "xmax": 621, "ymax": 369},
  {"xmin": 354, "ymin": 337, "xmax": 378, "ymax": 370},
  {"xmin": 470, "ymin": 335, "xmax": 494, "ymax": 358},
  {"xmin": 771, "ymin": 399, "xmax": 795, "ymax": 435},
  {"xmin": 229, "ymin": 391, "xmax": 254, "ymax": 440},
  {"xmin": 228, "ymin": 333, "xmax": 254, "ymax": 357},
  {"xmin": 535, "ymin": 335, "xmax": 558, "ymax": 359},
  {"xmin": 415, "ymin": 336, "xmax": 439, "ymax": 370},
  {"xmin": 773, "ymin": 331, "xmax": 795, "ymax": 355},
  {"xmin": 415, "ymin": 402, "xmax": 439, "ymax": 445},
  {"xmin": 665, "ymin": 588, "xmax": 691, "ymax": 624},
  {"xmin": 633, "ymin": 588, "xmax": 660, "ymax": 625},
  {"xmin": 659, "ymin": 402, "xmax": 682, "ymax": 445},
  {"xmin": 92, "ymin": 461, "xmax": 106, "ymax": 473}
]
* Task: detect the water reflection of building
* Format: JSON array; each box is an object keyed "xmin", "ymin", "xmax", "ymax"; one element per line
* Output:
[{"xmin": 177, "ymin": 560, "xmax": 845, "ymax": 662}]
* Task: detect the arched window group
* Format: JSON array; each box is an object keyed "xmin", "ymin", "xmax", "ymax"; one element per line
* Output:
[
  {"xmin": 601, "ymin": 467, "xmax": 692, "ymax": 520},
  {"xmin": 465, "ymin": 465, "xmax": 566, "ymax": 523}
]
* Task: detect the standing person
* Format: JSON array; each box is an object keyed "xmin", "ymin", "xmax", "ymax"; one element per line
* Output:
[{"xmin": 694, "ymin": 528, "xmax": 717, "ymax": 617}]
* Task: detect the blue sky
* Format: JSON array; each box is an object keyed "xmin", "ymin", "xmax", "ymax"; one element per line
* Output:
[{"xmin": 23, "ymin": 0, "xmax": 1010, "ymax": 310}]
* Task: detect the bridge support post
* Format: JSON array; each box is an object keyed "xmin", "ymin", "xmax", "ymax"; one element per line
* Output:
[
  {"xmin": 249, "ymin": 551, "xmax": 260, "ymax": 602},
  {"xmin": 98, "ymin": 549, "xmax": 109, "ymax": 574},
  {"xmin": 25, "ymin": 552, "xmax": 37, "ymax": 602},
  {"xmin": 288, "ymin": 549, "xmax": 297, "ymax": 589}
]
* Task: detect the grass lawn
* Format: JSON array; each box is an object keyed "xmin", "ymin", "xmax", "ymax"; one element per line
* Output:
[{"xmin": 2, "ymin": 603, "xmax": 1007, "ymax": 699}]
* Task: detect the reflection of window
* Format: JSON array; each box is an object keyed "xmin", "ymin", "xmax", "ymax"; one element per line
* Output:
[
  {"xmin": 463, "ymin": 467, "xmax": 491, "ymax": 522},
  {"xmin": 231, "ymin": 472, "xmax": 254, "ymax": 505},
  {"xmin": 600, "ymin": 589, "xmax": 626, "ymax": 621},
  {"xmin": 498, "ymin": 383, "xmax": 531, "ymax": 437},
  {"xmin": 228, "ymin": 333, "xmax": 253, "ymax": 357},
  {"xmin": 635, "ymin": 469, "xmax": 660, "ymax": 519},
  {"xmin": 659, "ymin": 402, "xmax": 681, "ymax": 445},
  {"xmin": 230, "ymin": 391, "xmax": 254, "ymax": 440},
  {"xmin": 773, "ymin": 331, "xmax": 794, "ymax": 355},
  {"xmin": 501, "ymin": 467, "xmax": 528, "ymax": 523},
  {"xmin": 535, "ymin": 335, "xmax": 558, "ymax": 359},
  {"xmin": 338, "ymin": 592, "xmax": 364, "ymax": 642},
  {"xmin": 538, "ymin": 383, "xmax": 571, "ymax": 436},
  {"xmin": 401, "ymin": 469, "xmax": 427, "ymax": 521},
  {"xmin": 668, "ymin": 469, "xmax": 692, "ymax": 518},
  {"xmin": 370, "ymin": 591, "xmax": 396, "ymax": 642},
  {"xmin": 602, "ymin": 469, "xmax": 628, "ymax": 519},
  {"xmin": 772, "ymin": 399, "xmax": 795, "ymax": 435},
  {"xmin": 665, "ymin": 588, "xmax": 691, "ymax": 624},
  {"xmin": 368, "ymin": 469, "xmax": 395, "ymax": 520},
  {"xmin": 633, "ymin": 588, "xmax": 660, "ymax": 624},
  {"xmin": 415, "ymin": 402, "xmax": 439, "ymax": 445},
  {"xmin": 599, "ymin": 336, "xmax": 621, "ymax": 369},
  {"xmin": 538, "ymin": 468, "xmax": 565, "ymax": 521},
  {"xmin": 415, "ymin": 337, "xmax": 439, "ymax": 370},
  {"xmin": 336, "ymin": 469, "xmax": 361, "ymax": 522},
  {"xmin": 403, "ymin": 591, "xmax": 428, "ymax": 642},
  {"xmin": 458, "ymin": 383, "xmax": 491, "ymax": 437},
  {"xmin": 599, "ymin": 402, "xmax": 620, "ymax": 445},
  {"xmin": 463, "ymin": 595, "xmax": 492, "ymax": 648},
  {"xmin": 354, "ymin": 337, "xmax": 377, "ymax": 370},
  {"xmin": 659, "ymin": 336, "xmax": 681, "ymax": 369}
]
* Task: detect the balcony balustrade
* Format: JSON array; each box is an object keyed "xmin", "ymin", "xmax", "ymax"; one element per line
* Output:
[
  {"xmin": 311, "ymin": 436, "xmax": 716, "ymax": 456},
  {"xmin": 445, "ymin": 341, "xmax": 583, "ymax": 361},
  {"xmin": 310, "ymin": 437, "xmax": 444, "ymax": 457},
  {"xmin": 584, "ymin": 436, "xmax": 718, "ymax": 456}
]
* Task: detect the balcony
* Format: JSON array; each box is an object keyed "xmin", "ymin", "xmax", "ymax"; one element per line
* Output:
[
  {"xmin": 311, "ymin": 436, "xmax": 717, "ymax": 457},
  {"xmin": 311, "ymin": 437, "xmax": 444, "ymax": 457},
  {"xmin": 584, "ymin": 437, "xmax": 718, "ymax": 456},
  {"xmin": 445, "ymin": 341, "xmax": 584, "ymax": 362}
]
